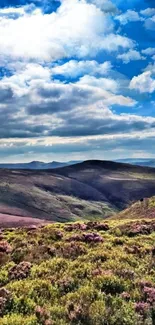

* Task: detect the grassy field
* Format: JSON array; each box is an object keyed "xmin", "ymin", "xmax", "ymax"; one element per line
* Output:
[{"xmin": 0, "ymin": 217, "xmax": 154, "ymax": 324}]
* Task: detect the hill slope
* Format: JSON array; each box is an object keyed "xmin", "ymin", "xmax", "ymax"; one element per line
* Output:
[
  {"xmin": 116, "ymin": 196, "xmax": 155, "ymax": 220},
  {"xmin": 53, "ymin": 160, "xmax": 155, "ymax": 208},
  {"xmin": 1, "ymin": 160, "xmax": 155, "ymax": 222}
]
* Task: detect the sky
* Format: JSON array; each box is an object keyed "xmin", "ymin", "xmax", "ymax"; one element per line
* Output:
[{"xmin": 0, "ymin": 0, "xmax": 155, "ymax": 162}]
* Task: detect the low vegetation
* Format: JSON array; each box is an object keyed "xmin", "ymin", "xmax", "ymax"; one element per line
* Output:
[
  {"xmin": 0, "ymin": 217, "xmax": 154, "ymax": 324},
  {"xmin": 117, "ymin": 197, "xmax": 155, "ymax": 220}
]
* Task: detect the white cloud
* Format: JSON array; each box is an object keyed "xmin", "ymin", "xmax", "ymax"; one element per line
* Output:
[
  {"xmin": 0, "ymin": 63, "xmax": 136, "ymax": 109},
  {"xmin": 130, "ymin": 71, "xmax": 155, "ymax": 93},
  {"xmin": 11, "ymin": 63, "xmax": 51, "ymax": 82},
  {"xmin": 77, "ymin": 75, "xmax": 118, "ymax": 93},
  {"xmin": 99, "ymin": 33, "xmax": 134, "ymax": 51},
  {"xmin": 140, "ymin": 8, "xmax": 155, "ymax": 17},
  {"xmin": 87, "ymin": 0, "xmax": 116, "ymax": 12},
  {"xmin": 0, "ymin": 60, "xmax": 136, "ymax": 142},
  {"xmin": 0, "ymin": 0, "xmax": 154, "ymax": 161},
  {"xmin": 0, "ymin": 0, "xmax": 134, "ymax": 63},
  {"xmin": 51, "ymin": 60, "xmax": 112, "ymax": 78},
  {"xmin": 115, "ymin": 10, "xmax": 143, "ymax": 25},
  {"xmin": 0, "ymin": 63, "xmax": 51, "ymax": 97},
  {"xmin": 144, "ymin": 62, "xmax": 155, "ymax": 73},
  {"xmin": 142, "ymin": 47, "xmax": 155, "ymax": 56},
  {"xmin": 144, "ymin": 15, "xmax": 155, "ymax": 31},
  {"xmin": 117, "ymin": 50, "xmax": 145, "ymax": 64},
  {"xmin": 76, "ymin": 75, "xmax": 136, "ymax": 106},
  {"xmin": 0, "ymin": 6, "xmax": 25, "ymax": 15}
]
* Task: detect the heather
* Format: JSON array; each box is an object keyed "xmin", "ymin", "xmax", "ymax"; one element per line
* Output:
[{"xmin": 0, "ymin": 219, "xmax": 154, "ymax": 324}]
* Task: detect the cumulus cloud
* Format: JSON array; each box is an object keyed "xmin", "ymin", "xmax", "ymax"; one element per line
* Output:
[
  {"xmin": 0, "ymin": 0, "xmax": 154, "ymax": 161},
  {"xmin": 0, "ymin": 61, "xmax": 136, "ymax": 141},
  {"xmin": 144, "ymin": 62, "xmax": 155, "ymax": 73},
  {"xmin": 140, "ymin": 8, "xmax": 155, "ymax": 17},
  {"xmin": 115, "ymin": 10, "xmax": 143, "ymax": 25},
  {"xmin": 99, "ymin": 33, "xmax": 134, "ymax": 52},
  {"xmin": 142, "ymin": 48, "xmax": 155, "ymax": 56},
  {"xmin": 77, "ymin": 75, "xmax": 118, "ymax": 92},
  {"xmin": 144, "ymin": 15, "xmax": 155, "ymax": 31},
  {"xmin": 130, "ymin": 71, "xmax": 155, "ymax": 93},
  {"xmin": 117, "ymin": 50, "xmax": 145, "ymax": 64},
  {"xmin": 26, "ymin": 78, "xmax": 135, "ymax": 116},
  {"xmin": 0, "ymin": 0, "xmax": 134, "ymax": 64},
  {"xmin": 0, "ymin": 6, "xmax": 25, "ymax": 16},
  {"xmin": 86, "ymin": 0, "xmax": 116, "ymax": 12},
  {"xmin": 51, "ymin": 60, "xmax": 112, "ymax": 78},
  {"xmin": 0, "ymin": 61, "xmax": 154, "ymax": 159}
]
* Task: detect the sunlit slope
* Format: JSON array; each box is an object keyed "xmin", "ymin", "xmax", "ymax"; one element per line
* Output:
[{"xmin": 116, "ymin": 196, "xmax": 155, "ymax": 220}]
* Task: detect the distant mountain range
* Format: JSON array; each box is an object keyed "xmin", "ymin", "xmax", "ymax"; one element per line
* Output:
[
  {"xmin": 1, "ymin": 159, "xmax": 155, "ymax": 170},
  {"xmin": 116, "ymin": 158, "xmax": 155, "ymax": 168},
  {"xmin": 0, "ymin": 158, "xmax": 155, "ymax": 170},
  {"xmin": 0, "ymin": 160, "xmax": 82, "ymax": 169}
]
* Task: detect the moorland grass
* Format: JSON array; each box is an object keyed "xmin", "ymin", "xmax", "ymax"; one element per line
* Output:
[{"xmin": 0, "ymin": 219, "xmax": 154, "ymax": 324}]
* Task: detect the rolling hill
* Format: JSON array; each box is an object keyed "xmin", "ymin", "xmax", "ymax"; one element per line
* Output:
[{"xmin": 0, "ymin": 160, "xmax": 155, "ymax": 223}]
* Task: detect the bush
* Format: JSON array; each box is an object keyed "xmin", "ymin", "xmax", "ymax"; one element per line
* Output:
[
  {"xmin": 105, "ymin": 296, "xmax": 138, "ymax": 325},
  {"xmin": 94, "ymin": 274, "xmax": 126, "ymax": 295},
  {"xmin": 89, "ymin": 300, "xmax": 106, "ymax": 325}
]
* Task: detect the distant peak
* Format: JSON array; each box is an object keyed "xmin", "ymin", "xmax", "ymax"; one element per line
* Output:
[{"xmin": 29, "ymin": 161, "xmax": 43, "ymax": 165}]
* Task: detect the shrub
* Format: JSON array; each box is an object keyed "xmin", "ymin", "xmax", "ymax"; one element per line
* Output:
[
  {"xmin": 11, "ymin": 296, "xmax": 35, "ymax": 315},
  {"xmin": 9, "ymin": 261, "xmax": 32, "ymax": 280},
  {"xmin": 60, "ymin": 242, "xmax": 87, "ymax": 259},
  {"xmin": 94, "ymin": 274, "xmax": 126, "ymax": 295},
  {"xmin": 57, "ymin": 277, "xmax": 78, "ymax": 295},
  {"xmin": 11, "ymin": 247, "xmax": 28, "ymax": 263},
  {"xmin": 89, "ymin": 300, "xmax": 106, "ymax": 325},
  {"xmin": 0, "ymin": 242, "xmax": 12, "ymax": 254},
  {"xmin": 135, "ymin": 302, "xmax": 150, "ymax": 317},
  {"xmin": 105, "ymin": 296, "xmax": 138, "ymax": 325}
]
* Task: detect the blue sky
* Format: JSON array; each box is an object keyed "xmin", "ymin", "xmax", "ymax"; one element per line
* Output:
[{"xmin": 0, "ymin": 0, "xmax": 155, "ymax": 162}]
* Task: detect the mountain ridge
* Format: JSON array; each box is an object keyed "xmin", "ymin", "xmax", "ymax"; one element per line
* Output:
[
  {"xmin": 0, "ymin": 160, "xmax": 82, "ymax": 170},
  {"xmin": 116, "ymin": 158, "xmax": 155, "ymax": 168},
  {"xmin": 1, "ymin": 158, "xmax": 155, "ymax": 170}
]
